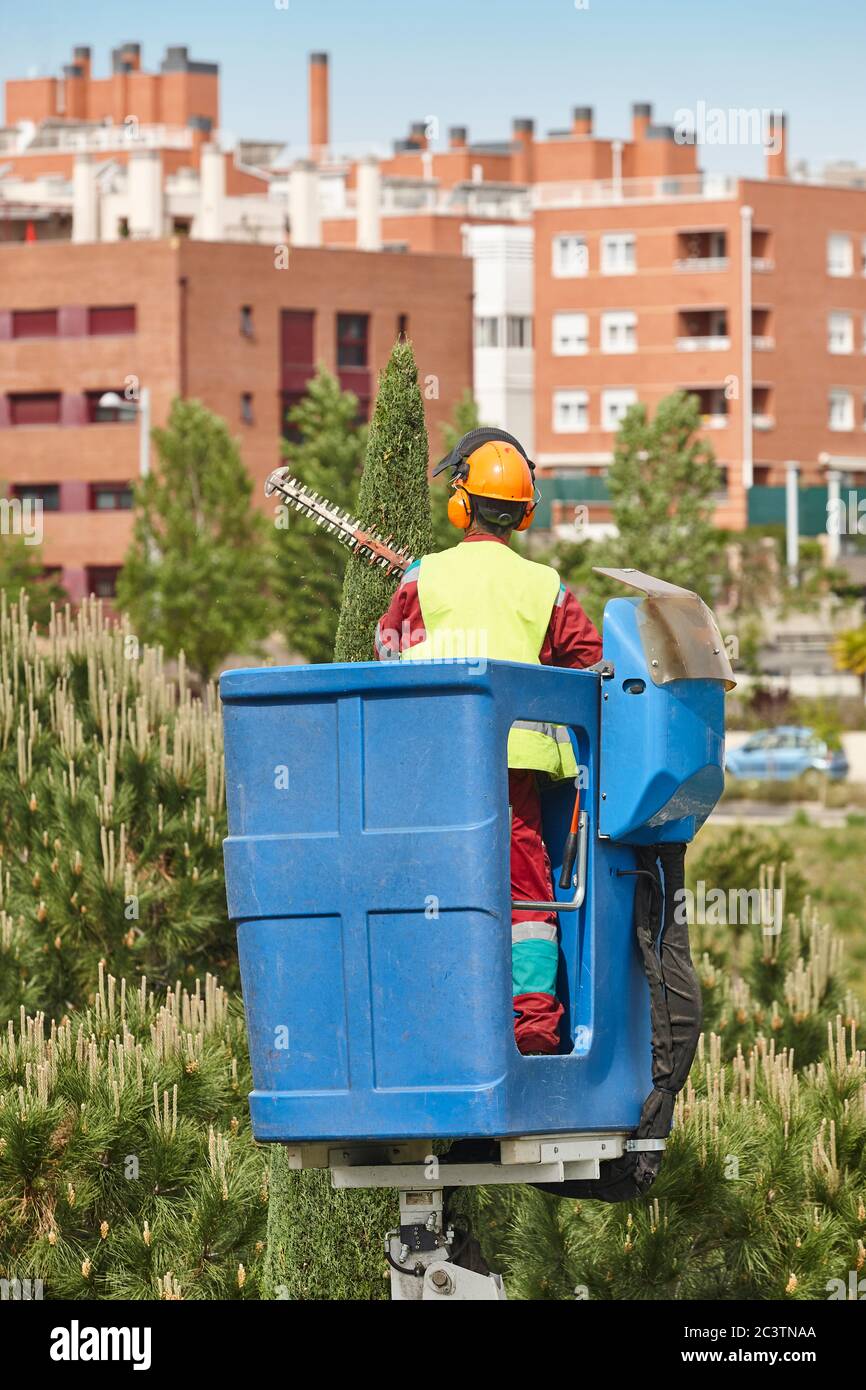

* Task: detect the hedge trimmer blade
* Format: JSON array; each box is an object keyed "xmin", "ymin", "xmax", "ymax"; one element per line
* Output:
[{"xmin": 265, "ymin": 466, "xmax": 414, "ymax": 577}]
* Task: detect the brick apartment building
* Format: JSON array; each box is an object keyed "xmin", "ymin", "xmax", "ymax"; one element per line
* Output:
[
  {"xmin": 534, "ymin": 165, "xmax": 866, "ymax": 533},
  {"xmin": 0, "ymin": 239, "xmax": 472, "ymax": 600},
  {"xmin": 2, "ymin": 42, "xmax": 866, "ymax": 586},
  {"xmin": 324, "ymin": 93, "xmax": 866, "ymax": 541},
  {"xmin": 0, "ymin": 46, "xmax": 473, "ymax": 600}
]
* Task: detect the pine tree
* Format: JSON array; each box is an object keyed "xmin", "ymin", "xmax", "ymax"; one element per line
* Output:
[
  {"xmin": 474, "ymin": 877, "xmax": 866, "ymax": 1300},
  {"xmin": 0, "ymin": 592, "xmax": 233, "ymax": 1020},
  {"xmin": 334, "ymin": 340, "xmax": 435, "ymax": 661},
  {"xmin": 116, "ymin": 398, "xmax": 272, "ymax": 682},
  {"xmin": 271, "ymin": 368, "xmax": 367, "ymax": 663},
  {"xmin": 606, "ymin": 390, "xmax": 723, "ymax": 599},
  {"xmin": 0, "ymin": 965, "xmax": 268, "ymax": 1300}
]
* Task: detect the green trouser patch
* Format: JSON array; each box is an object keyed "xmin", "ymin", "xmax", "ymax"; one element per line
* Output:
[{"xmin": 511, "ymin": 937, "xmax": 559, "ymax": 997}]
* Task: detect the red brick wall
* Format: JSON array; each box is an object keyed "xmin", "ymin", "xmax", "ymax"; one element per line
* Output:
[{"xmin": 0, "ymin": 239, "xmax": 473, "ymax": 574}]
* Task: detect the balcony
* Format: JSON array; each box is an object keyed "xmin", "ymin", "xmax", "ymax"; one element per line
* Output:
[
  {"xmin": 752, "ymin": 335, "xmax": 775, "ymax": 351},
  {"xmin": 751, "ymin": 257, "xmax": 775, "ymax": 272},
  {"xmin": 676, "ymin": 335, "xmax": 731, "ymax": 352},
  {"xmin": 687, "ymin": 387, "xmax": 730, "ymax": 428},
  {"xmin": 676, "ymin": 309, "xmax": 729, "ymax": 354},
  {"xmin": 673, "ymin": 256, "xmax": 729, "ymax": 272},
  {"xmin": 753, "ymin": 414, "xmax": 775, "ymax": 430},
  {"xmin": 533, "ymin": 173, "xmax": 737, "ymax": 209},
  {"xmin": 0, "ymin": 123, "xmax": 194, "ymax": 156}
]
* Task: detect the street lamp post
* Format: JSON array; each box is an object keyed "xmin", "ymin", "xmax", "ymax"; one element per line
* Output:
[{"xmin": 97, "ymin": 387, "xmax": 151, "ymax": 477}]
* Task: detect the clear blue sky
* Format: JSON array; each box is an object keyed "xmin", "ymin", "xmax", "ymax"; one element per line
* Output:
[{"xmin": 1, "ymin": 0, "xmax": 864, "ymax": 175}]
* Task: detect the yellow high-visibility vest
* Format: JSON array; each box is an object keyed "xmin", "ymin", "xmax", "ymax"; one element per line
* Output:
[{"xmin": 401, "ymin": 541, "xmax": 578, "ymax": 778}]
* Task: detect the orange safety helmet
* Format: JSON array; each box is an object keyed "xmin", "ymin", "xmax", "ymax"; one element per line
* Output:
[{"xmin": 433, "ymin": 428, "xmax": 540, "ymax": 532}]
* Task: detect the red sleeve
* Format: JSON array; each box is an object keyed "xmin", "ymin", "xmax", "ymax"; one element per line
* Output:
[
  {"xmin": 539, "ymin": 585, "xmax": 602, "ymax": 669},
  {"xmin": 374, "ymin": 561, "xmax": 425, "ymax": 659}
]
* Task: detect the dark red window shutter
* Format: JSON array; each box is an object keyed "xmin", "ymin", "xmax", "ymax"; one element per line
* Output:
[
  {"xmin": 12, "ymin": 309, "xmax": 59, "ymax": 338},
  {"xmin": 280, "ymin": 310, "xmax": 315, "ymax": 365},
  {"xmin": 9, "ymin": 393, "xmax": 62, "ymax": 425},
  {"xmin": 88, "ymin": 305, "xmax": 136, "ymax": 335}
]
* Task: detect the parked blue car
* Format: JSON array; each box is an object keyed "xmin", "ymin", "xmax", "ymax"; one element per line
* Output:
[{"xmin": 725, "ymin": 725, "xmax": 849, "ymax": 783}]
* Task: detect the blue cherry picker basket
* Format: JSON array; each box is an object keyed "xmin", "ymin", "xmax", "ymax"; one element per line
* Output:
[{"xmin": 220, "ymin": 570, "xmax": 732, "ymax": 1144}]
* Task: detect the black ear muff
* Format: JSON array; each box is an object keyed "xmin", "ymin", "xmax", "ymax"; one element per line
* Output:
[{"xmin": 433, "ymin": 427, "xmax": 535, "ymax": 480}]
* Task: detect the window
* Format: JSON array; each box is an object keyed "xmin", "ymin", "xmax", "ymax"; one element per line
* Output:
[
  {"xmin": 281, "ymin": 310, "xmax": 315, "ymax": 367},
  {"xmin": 90, "ymin": 484, "xmax": 133, "ymax": 511},
  {"xmin": 828, "ymin": 312, "xmax": 853, "ymax": 353},
  {"xmin": 11, "ymin": 309, "xmax": 58, "ymax": 338},
  {"xmin": 8, "ymin": 393, "xmax": 61, "ymax": 425},
  {"xmin": 86, "ymin": 566, "xmax": 121, "ymax": 599},
  {"xmin": 601, "ymin": 233, "xmax": 636, "ymax": 275},
  {"xmin": 601, "ymin": 310, "xmax": 637, "ymax": 353},
  {"xmin": 553, "ymin": 389, "xmax": 589, "ymax": 433},
  {"xmin": 240, "ymin": 305, "xmax": 254, "ymax": 337},
  {"xmin": 87, "ymin": 305, "xmax": 136, "ymax": 335},
  {"xmin": 827, "ymin": 234, "xmax": 853, "ymax": 277},
  {"xmin": 829, "ymin": 389, "xmax": 854, "ymax": 431},
  {"xmin": 336, "ymin": 313, "xmax": 369, "ymax": 368},
  {"xmin": 85, "ymin": 391, "xmax": 136, "ymax": 423},
  {"xmin": 474, "ymin": 316, "xmax": 500, "ymax": 348},
  {"xmin": 241, "ymin": 392, "xmax": 254, "ymax": 425},
  {"xmin": 552, "ymin": 312, "xmax": 588, "ymax": 356},
  {"xmin": 397, "ymin": 313, "xmax": 409, "ymax": 340},
  {"xmin": 506, "ymin": 315, "xmax": 532, "ymax": 348},
  {"xmin": 12, "ymin": 483, "xmax": 60, "ymax": 511},
  {"xmin": 602, "ymin": 388, "xmax": 638, "ymax": 431},
  {"xmin": 552, "ymin": 234, "xmax": 588, "ymax": 277}
]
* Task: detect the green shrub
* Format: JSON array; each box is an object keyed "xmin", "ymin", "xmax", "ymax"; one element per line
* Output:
[{"xmin": 0, "ymin": 593, "xmax": 232, "ymax": 1021}]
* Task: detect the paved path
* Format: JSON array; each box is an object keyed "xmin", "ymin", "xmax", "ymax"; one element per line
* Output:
[{"xmin": 709, "ymin": 801, "xmax": 861, "ymax": 828}]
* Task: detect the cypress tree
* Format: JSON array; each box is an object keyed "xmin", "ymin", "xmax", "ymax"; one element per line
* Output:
[
  {"xmin": 265, "ymin": 341, "xmax": 435, "ymax": 1299},
  {"xmin": 334, "ymin": 339, "xmax": 435, "ymax": 661}
]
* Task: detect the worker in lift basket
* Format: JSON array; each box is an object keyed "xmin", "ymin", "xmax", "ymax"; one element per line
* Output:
[{"xmin": 373, "ymin": 429, "xmax": 602, "ymax": 1055}]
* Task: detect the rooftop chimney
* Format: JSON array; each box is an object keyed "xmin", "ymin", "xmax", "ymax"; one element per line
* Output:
[
  {"xmin": 511, "ymin": 117, "xmax": 534, "ymax": 182},
  {"xmin": 572, "ymin": 105, "xmax": 593, "ymax": 136},
  {"xmin": 766, "ymin": 112, "xmax": 788, "ymax": 179},
  {"xmin": 73, "ymin": 46, "xmax": 92, "ymax": 79},
  {"xmin": 449, "ymin": 125, "xmax": 468, "ymax": 148},
  {"xmin": 120, "ymin": 42, "xmax": 141, "ymax": 72},
  {"xmin": 409, "ymin": 121, "xmax": 429, "ymax": 150},
  {"xmin": 632, "ymin": 102, "xmax": 652, "ymax": 140},
  {"xmin": 309, "ymin": 52, "xmax": 329, "ymax": 160}
]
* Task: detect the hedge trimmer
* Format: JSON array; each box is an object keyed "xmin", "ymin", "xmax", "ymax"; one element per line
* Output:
[{"xmin": 265, "ymin": 466, "xmax": 414, "ymax": 577}]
